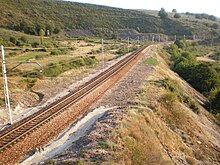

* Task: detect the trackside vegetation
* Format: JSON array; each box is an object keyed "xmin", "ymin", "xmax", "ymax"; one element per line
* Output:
[{"xmin": 165, "ymin": 39, "xmax": 220, "ymax": 114}]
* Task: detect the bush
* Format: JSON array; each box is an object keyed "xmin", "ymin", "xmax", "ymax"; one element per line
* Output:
[
  {"xmin": 174, "ymin": 13, "xmax": 181, "ymax": 18},
  {"xmin": 166, "ymin": 42, "xmax": 220, "ymax": 114},
  {"xmin": 161, "ymin": 92, "xmax": 178, "ymax": 107},
  {"xmin": 43, "ymin": 56, "xmax": 97, "ymax": 77},
  {"xmin": 144, "ymin": 57, "xmax": 159, "ymax": 66},
  {"xmin": 31, "ymin": 42, "xmax": 40, "ymax": 48},
  {"xmin": 50, "ymin": 49, "xmax": 68, "ymax": 55},
  {"xmin": 21, "ymin": 78, "xmax": 37, "ymax": 89},
  {"xmin": 158, "ymin": 8, "xmax": 168, "ymax": 19},
  {"xmin": 87, "ymin": 49, "xmax": 101, "ymax": 55},
  {"xmin": 20, "ymin": 36, "xmax": 28, "ymax": 43},
  {"xmin": 50, "ymin": 50, "xmax": 61, "ymax": 55},
  {"xmin": 212, "ymin": 23, "xmax": 219, "ymax": 29},
  {"xmin": 174, "ymin": 39, "xmax": 185, "ymax": 49},
  {"xmin": 97, "ymin": 140, "xmax": 114, "ymax": 149},
  {"xmin": 209, "ymin": 89, "xmax": 220, "ymax": 113},
  {"xmin": 9, "ymin": 37, "xmax": 17, "ymax": 45},
  {"xmin": 7, "ymin": 52, "xmax": 17, "ymax": 57}
]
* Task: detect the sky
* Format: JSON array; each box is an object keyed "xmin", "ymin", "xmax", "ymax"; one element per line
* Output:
[{"xmin": 66, "ymin": 0, "xmax": 220, "ymax": 18}]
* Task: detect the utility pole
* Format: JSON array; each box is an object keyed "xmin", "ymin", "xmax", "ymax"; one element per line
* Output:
[
  {"xmin": 1, "ymin": 46, "xmax": 13, "ymax": 125},
  {"xmin": 152, "ymin": 35, "xmax": 154, "ymax": 42},
  {"xmin": 127, "ymin": 37, "xmax": 130, "ymax": 52},
  {"xmin": 101, "ymin": 38, "xmax": 104, "ymax": 71},
  {"xmin": 193, "ymin": 35, "xmax": 196, "ymax": 40},
  {"xmin": 211, "ymin": 37, "xmax": 213, "ymax": 47}
]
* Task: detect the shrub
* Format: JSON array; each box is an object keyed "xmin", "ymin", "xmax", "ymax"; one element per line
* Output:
[
  {"xmin": 212, "ymin": 23, "xmax": 219, "ymax": 29},
  {"xmin": 97, "ymin": 140, "xmax": 114, "ymax": 149},
  {"xmin": 50, "ymin": 50, "xmax": 61, "ymax": 55},
  {"xmin": 42, "ymin": 56, "xmax": 97, "ymax": 77},
  {"xmin": 7, "ymin": 52, "xmax": 17, "ymax": 57},
  {"xmin": 174, "ymin": 13, "xmax": 181, "ymax": 18},
  {"xmin": 158, "ymin": 8, "xmax": 168, "ymax": 19},
  {"xmin": 209, "ymin": 89, "xmax": 220, "ymax": 114},
  {"xmin": 144, "ymin": 57, "xmax": 159, "ymax": 66},
  {"xmin": 161, "ymin": 92, "xmax": 178, "ymax": 107},
  {"xmin": 20, "ymin": 36, "xmax": 28, "ymax": 43},
  {"xmin": 174, "ymin": 39, "xmax": 185, "ymax": 49},
  {"xmin": 21, "ymin": 78, "xmax": 38, "ymax": 89},
  {"xmin": 9, "ymin": 37, "xmax": 17, "ymax": 45},
  {"xmin": 31, "ymin": 42, "xmax": 40, "ymax": 48}
]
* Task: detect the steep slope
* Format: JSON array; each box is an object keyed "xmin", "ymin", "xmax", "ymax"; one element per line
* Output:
[
  {"xmin": 41, "ymin": 44, "xmax": 220, "ymax": 165},
  {"xmin": 0, "ymin": 0, "xmax": 219, "ymax": 36}
]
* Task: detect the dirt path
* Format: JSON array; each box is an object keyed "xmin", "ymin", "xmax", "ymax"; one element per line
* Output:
[{"xmin": 197, "ymin": 51, "xmax": 215, "ymax": 62}]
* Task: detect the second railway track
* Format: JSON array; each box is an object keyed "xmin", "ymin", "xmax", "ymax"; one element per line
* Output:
[{"xmin": 0, "ymin": 45, "xmax": 150, "ymax": 164}]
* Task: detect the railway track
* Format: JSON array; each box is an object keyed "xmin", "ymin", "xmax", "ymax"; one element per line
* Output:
[{"xmin": 0, "ymin": 45, "xmax": 148, "ymax": 153}]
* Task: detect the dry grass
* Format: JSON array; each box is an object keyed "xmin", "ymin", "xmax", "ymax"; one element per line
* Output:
[
  {"xmin": 111, "ymin": 109, "xmax": 174, "ymax": 165},
  {"xmin": 109, "ymin": 107, "xmax": 195, "ymax": 165},
  {"xmin": 0, "ymin": 38, "xmax": 137, "ymax": 123},
  {"xmin": 106, "ymin": 48, "xmax": 220, "ymax": 165}
]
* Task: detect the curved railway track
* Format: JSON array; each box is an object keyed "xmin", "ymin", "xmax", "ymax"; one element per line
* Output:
[{"xmin": 0, "ymin": 46, "xmax": 148, "ymax": 153}]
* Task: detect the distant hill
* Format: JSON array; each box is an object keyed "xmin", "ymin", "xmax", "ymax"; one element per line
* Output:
[{"xmin": 0, "ymin": 0, "xmax": 219, "ymax": 37}]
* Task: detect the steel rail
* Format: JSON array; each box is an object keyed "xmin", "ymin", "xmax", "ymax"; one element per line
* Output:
[{"xmin": 0, "ymin": 46, "xmax": 147, "ymax": 152}]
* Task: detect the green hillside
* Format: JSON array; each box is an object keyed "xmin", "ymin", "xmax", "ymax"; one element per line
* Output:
[{"xmin": 0, "ymin": 0, "xmax": 219, "ymax": 37}]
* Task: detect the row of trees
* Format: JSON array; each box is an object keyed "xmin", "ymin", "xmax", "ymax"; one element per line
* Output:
[
  {"xmin": 158, "ymin": 8, "xmax": 181, "ymax": 19},
  {"xmin": 158, "ymin": 8, "xmax": 218, "ymax": 22},
  {"xmin": 11, "ymin": 21, "xmax": 61, "ymax": 36},
  {"xmin": 167, "ymin": 40, "xmax": 220, "ymax": 113},
  {"xmin": 195, "ymin": 14, "xmax": 217, "ymax": 21}
]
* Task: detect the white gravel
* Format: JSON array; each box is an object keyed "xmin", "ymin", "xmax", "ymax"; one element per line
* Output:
[{"xmin": 20, "ymin": 106, "xmax": 117, "ymax": 165}]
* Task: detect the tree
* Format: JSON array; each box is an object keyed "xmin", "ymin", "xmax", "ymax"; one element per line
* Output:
[
  {"xmin": 209, "ymin": 88, "xmax": 220, "ymax": 112},
  {"xmin": 111, "ymin": 32, "xmax": 118, "ymax": 39},
  {"xmin": 158, "ymin": 8, "xmax": 168, "ymax": 19},
  {"xmin": 174, "ymin": 39, "xmax": 185, "ymax": 49},
  {"xmin": 212, "ymin": 23, "xmax": 219, "ymax": 29},
  {"xmin": 195, "ymin": 14, "xmax": 202, "ymax": 19},
  {"xmin": 192, "ymin": 63, "xmax": 219, "ymax": 94},
  {"xmin": 172, "ymin": 9, "xmax": 177, "ymax": 13},
  {"xmin": 39, "ymin": 29, "xmax": 45, "ymax": 36},
  {"xmin": 174, "ymin": 13, "xmax": 181, "ymax": 18},
  {"xmin": 20, "ymin": 36, "xmax": 28, "ymax": 43},
  {"xmin": 208, "ymin": 15, "xmax": 217, "ymax": 21},
  {"xmin": 54, "ymin": 27, "xmax": 61, "ymax": 34},
  {"xmin": 35, "ymin": 24, "xmax": 44, "ymax": 36},
  {"xmin": 9, "ymin": 37, "xmax": 17, "ymax": 45},
  {"xmin": 46, "ymin": 23, "xmax": 55, "ymax": 36},
  {"xmin": 39, "ymin": 29, "xmax": 45, "ymax": 44}
]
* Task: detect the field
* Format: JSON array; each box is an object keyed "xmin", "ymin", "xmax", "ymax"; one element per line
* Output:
[{"xmin": 0, "ymin": 34, "xmax": 149, "ymax": 123}]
